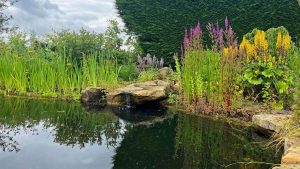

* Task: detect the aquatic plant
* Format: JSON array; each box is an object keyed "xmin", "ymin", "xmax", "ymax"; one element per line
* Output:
[
  {"xmin": 180, "ymin": 18, "xmax": 240, "ymax": 110},
  {"xmin": 0, "ymin": 33, "xmax": 122, "ymax": 98}
]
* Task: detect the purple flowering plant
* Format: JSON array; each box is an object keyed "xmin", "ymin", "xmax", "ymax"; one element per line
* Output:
[
  {"xmin": 184, "ymin": 17, "xmax": 237, "ymax": 52},
  {"xmin": 137, "ymin": 53, "xmax": 164, "ymax": 71}
]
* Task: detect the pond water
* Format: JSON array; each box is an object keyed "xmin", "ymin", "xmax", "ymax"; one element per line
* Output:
[{"xmin": 0, "ymin": 96, "xmax": 281, "ymax": 169}]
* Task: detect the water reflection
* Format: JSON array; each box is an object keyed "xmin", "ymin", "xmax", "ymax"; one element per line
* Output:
[
  {"xmin": 0, "ymin": 97, "xmax": 124, "ymax": 150},
  {"xmin": 0, "ymin": 97, "xmax": 281, "ymax": 169},
  {"xmin": 175, "ymin": 114, "xmax": 282, "ymax": 169},
  {"xmin": 0, "ymin": 125, "xmax": 20, "ymax": 152}
]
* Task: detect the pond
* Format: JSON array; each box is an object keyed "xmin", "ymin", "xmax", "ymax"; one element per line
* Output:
[{"xmin": 0, "ymin": 96, "xmax": 282, "ymax": 169}]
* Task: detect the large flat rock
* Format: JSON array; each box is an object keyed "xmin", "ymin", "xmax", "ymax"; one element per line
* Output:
[
  {"xmin": 107, "ymin": 80, "xmax": 170, "ymax": 106},
  {"xmin": 252, "ymin": 114, "xmax": 291, "ymax": 134},
  {"xmin": 80, "ymin": 87, "xmax": 107, "ymax": 107}
]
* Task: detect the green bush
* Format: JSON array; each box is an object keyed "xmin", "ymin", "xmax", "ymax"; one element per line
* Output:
[
  {"xmin": 119, "ymin": 63, "xmax": 138, "ymax": 81},
  {"xmin": 138, "ymin": 69, "xmax": 159, "ymax": 82},
  {"xmin": 243, "ymin": 62, "xmax": 292, "ymax": 105}
]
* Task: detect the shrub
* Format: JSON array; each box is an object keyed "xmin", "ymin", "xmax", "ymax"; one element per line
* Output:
[
  {"xmin": 119, "ymin": 62, "xmax": 138, "ymax": 81},
  {"xmin": 138, "ymin": 69, "xmax": 160, "ymax": 82}
]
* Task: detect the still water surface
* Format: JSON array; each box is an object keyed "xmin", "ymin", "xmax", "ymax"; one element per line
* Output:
[{"xmin": 0, "ymin": 97, "xmax": 281, "ymax": 169}]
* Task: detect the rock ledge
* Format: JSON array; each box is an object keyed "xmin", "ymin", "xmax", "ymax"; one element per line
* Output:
[{"xmin": 107, "ymin": 80, "xmax": 170, "ymax": 106}]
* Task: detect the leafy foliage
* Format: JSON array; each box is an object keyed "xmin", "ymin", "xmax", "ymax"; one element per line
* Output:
[
  {"xmin": 48, "ymin": 20, "xmax": 126, "ymax": 63},
  {"xmin": 0, "ymin": 21, "xmax": 140, "ymax": 98},
  {"xmin": 243, "ymin": 62, "xmax": 292, "ymax": 103},
  {"xmin": 240, "ymin": 29, "xmax": 294, "ymax": 108},
  {"xmin": 138, "ymin": 69, "xmax": 160, "ymax": 82}
]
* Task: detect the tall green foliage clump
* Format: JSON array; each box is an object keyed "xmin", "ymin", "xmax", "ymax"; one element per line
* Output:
[
  {"xmin": 0, "ymin": 20, "xmax": 142, "ymax": 98},
  {"xmin": 116, "ymin": 0, "xmax": 300, "ymax": 64},
  {"xmin": 0, "ymin": 37, "xmax": 120, "ymax": 98},
  {"xmin": 179, "ymin": 19, "xmax": 242, "ymax": 110},
  {"xmin": 0, "ymin": 31, "xmax": 123, "ymax": 98}
]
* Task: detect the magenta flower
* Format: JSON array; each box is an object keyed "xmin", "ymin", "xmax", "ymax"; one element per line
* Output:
[
  {"xmin": 183, "ymin": 29, "xmax": 189, "ymax": 50},
  {"xmin": 225, "ymin": 17, "xmax": 229, "ymax": 30},
  {"xmin": 193, "ymin": 21, "xmax": 201, "ymax": 39}
]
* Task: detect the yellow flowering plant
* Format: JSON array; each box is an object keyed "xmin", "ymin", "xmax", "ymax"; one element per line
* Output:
[{"xmin": 241, "ymin": 29, "xmax": 293, "ymax": 108}]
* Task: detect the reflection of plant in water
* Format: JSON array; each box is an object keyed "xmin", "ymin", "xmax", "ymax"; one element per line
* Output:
[
  {"xmin": 0, "ymin": 125, "xmax": 20, "ymax": 152},
  {"xmin": 53, "ymin": 109, "xmax": 123, "ymax": 148},
  {"xmin": 0, "ymin": 97, "xmax": 124, "ymax": 149},
  {"xmin": 175, "ymin": 114, "xmax": 223, "ymax": 168},
  {"xmin": 175, "ymin": 114, "xmax": 281, "ymax": 169}
]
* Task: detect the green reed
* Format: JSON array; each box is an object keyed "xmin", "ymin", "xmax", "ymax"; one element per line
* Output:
[
  {"xmin": 0, "ymin": 46, "xmax": 121, "ymax": 99},
  {"xmin": 181, "ymin": 49, "xmax": 221, "ymax": 105}
]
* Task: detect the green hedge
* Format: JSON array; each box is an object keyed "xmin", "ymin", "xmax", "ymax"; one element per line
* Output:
[{"xmin": 116, "ymin": 0, "xmax": 300, "ymax": 64}]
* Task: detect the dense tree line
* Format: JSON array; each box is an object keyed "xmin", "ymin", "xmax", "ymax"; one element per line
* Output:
[{"xmin": 116, "ymin": 0, "xmax": 300, "ymax": 64}]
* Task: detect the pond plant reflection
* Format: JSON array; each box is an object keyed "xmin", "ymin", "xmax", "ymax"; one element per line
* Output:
[
  {"xmin": 175, "ymin": 114, "xmax": 282, "ymax": 169},
  {"xmin": 0, "ymin": 97, "xmax": 124, "ymax": 149}
]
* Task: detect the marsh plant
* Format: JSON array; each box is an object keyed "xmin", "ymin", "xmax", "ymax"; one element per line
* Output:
[
  {"xmin": 0, "ymin": 20, "xmax": 135, "ymax": 99},
  {"xmin": 0, "ymin": 46, "xmax": 120, "ymax": 98},
  {"xmin": 180, "ymin": 18, "xmax": 241, "ymax": 111},
  {"xmin": 178, "ymin": 18, "xmax": 297, "ymax": 111}
]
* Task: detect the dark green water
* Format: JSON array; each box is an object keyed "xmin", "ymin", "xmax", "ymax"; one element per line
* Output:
[{"xmin": 0, "ymin": 97, "xmax": 281, "ymax": 169}]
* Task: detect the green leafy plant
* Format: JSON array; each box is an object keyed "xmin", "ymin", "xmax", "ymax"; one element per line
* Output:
[
  {"xmin": 167, "ymin": 93, "xmax": 180, "ymax": 105},
  {"xmin": 243, "ymin": 62, "xmax": 293, "ymax": 106},
  {"xmin": 138, "ymin": 69, "xmax": 159, "ymax": 82}
]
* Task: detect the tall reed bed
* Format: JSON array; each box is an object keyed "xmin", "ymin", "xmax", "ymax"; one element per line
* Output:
[
  {"xmin": 180, "ymin": 18, "xmax": 240, "ymax": 110},
  {"xmin": 0, "ymin": 47, "xmax": 120, "ymax": 98}
]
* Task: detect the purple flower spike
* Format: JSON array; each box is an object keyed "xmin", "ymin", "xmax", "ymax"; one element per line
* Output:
[
  {"xmin": 229, "ymin": 27, "xmax": 233, "ymax": 39},
  {"xmin": 225, "ymin": 17, "xmax": 229, "ymax": 30},
  {"xmin": 193, "ymin": 22, "xmax": 200, "ymax": 39},
  {"xmin": 183, "ymin": 29, "xmax": 189, "ymax": 50},
  {"xmin": 213, "ymin": 27, "xmax": 219, "ymax": 50}
]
